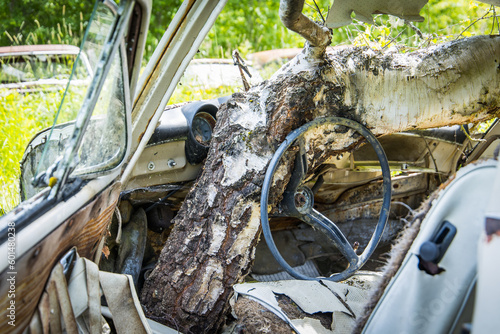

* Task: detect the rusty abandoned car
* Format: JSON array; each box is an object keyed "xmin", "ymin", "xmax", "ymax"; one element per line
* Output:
[
  {"xmin": 0, "ymin": 44, "xmax": 92, "ymax": 94},
  {"xmin": 1, "ymin": 0, "xmax": 500, "ymax": 333}
]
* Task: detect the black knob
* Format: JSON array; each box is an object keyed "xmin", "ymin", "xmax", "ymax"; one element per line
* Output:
[{"xmin": 420, "ymin": 241, "xmax": 440, "ymax": 262}]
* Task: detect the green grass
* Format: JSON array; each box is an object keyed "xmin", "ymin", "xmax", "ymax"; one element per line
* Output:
[
  {"xmin": 168, "ymin": 85, "xmax": 239, "ymax": 105},
  {"xmin": 0, "ymin": 89, "xmax": 66, "ymax": 213}
]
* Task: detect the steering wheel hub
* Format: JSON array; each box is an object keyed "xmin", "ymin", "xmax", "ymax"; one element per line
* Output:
[{"xmin": 293, "ymin": 187, "xmax": 313, "ymax": 214}]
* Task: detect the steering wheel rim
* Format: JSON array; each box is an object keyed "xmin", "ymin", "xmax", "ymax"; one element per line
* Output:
[{"xmin": 260, "ymin": 116, "xmax": 392, "ymax": 282}]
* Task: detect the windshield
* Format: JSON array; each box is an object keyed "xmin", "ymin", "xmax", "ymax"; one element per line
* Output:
[{"xmin": 20, "ymin": 0, "xmax": 129, "ymax": 200}]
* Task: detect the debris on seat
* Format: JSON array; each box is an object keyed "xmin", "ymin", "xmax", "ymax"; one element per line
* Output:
[{"xmin": 229, "ymin": 273, "xmax": 381, "ymax": 334}]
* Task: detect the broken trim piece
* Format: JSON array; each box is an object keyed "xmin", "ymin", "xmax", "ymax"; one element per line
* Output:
[{"xmin": 232, "ymin": 278, "xmax": 378, "ymax": 334}]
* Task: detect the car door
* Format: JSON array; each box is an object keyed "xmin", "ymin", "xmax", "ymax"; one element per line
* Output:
[{"xmin": 0, "ymin": 0, "xmax": 150, "ymax": 331}]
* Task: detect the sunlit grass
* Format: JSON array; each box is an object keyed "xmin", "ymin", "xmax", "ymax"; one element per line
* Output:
[
  {"xmin": 0, "ymin": 89, "xmax": 66, "ymax": 213},
  {"xmin": 169, "ymin": 84, "xmax": 242, "ymax": 105}
]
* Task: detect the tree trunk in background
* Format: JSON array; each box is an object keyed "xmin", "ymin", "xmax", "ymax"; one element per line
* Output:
[{"xmin": 140, "ymin": 35, "xmax": 500, "ymax": 333}]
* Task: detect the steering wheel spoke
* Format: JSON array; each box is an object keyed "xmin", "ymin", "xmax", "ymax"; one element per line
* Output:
[{"xmin": 302, "ymin": 209, "xmax": 359, "ymax": 264}]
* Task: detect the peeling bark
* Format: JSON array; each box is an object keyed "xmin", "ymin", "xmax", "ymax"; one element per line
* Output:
[{"xmin": 140, "ymin": 35, "xmax": 500, "ymax": 333}]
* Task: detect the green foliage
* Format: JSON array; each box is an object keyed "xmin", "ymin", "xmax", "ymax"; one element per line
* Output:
[
  {"xmin": 145, "ymin": 0, "xmax": 183, "ymax": 58},
  {"xmin": 148, "ymin": 0, "xmax": 332, "ymax": 60},
  {"xmin": 147, "ymin": 0, "xmax": 499, "ymax": 60},
  {"xmin": 340, "ymin": 0, "xmax": 498, "ymax": 51},
  {"xmin": 2, "ymin": 0, "xmax": 497, "ymax": 59},
  {"xmin": 0, "ymin": 1, "xmax": 93, "ymax": 47},
  {"xmin": 169, "ymin": 84, "xmax": 237, "ymax": 105}
]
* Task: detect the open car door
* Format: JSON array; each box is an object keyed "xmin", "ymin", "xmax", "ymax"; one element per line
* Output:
[{"xmin": 0, "ymin": 0, "xmax": 150, "ymax": 331}]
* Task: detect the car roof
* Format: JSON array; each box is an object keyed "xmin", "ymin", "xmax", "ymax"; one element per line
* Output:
[
  {"xmin": 248, "ymin": 48, "xmax": 303, "ymax": 68},
  {"xmin": 190, "ymin": 58, "xmax": 234, "ymax": 65},
  {"xmin": 0, "ymin": 44, "xmax": 80, "ymax": 56}
]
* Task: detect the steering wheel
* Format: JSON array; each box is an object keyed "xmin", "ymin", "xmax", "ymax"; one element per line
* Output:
[{"xmin": 260, "ymin": 116, "xmax": 391, "ymax": 281}]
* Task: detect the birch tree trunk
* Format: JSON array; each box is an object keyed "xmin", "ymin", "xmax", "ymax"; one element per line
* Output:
[{"xmin": 140, "ymin": 35, "xmax": 500, "ymax": 333}]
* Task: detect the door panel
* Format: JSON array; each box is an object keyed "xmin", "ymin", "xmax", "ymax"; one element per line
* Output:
[{"xmin": 0, "ymin": 181, "xmax": 120, "ymax": 333}]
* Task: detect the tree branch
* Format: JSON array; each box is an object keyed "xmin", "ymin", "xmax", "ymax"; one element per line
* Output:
[{"xmin": 279, "ymin": 0, "xmax": 331, "ymax": 49}]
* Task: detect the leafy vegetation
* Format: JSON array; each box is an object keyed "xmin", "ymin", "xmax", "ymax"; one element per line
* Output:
[
  {"xmin": 157, "ymin": 0, "xmax": 499, "ymax": 59},
  {"xmin": 4, "ymin": 1, "xmax": 495, "ymax": 59},
  {"xmin": 0, "ymin": 1, "xmax": 92, "ymax": 47},
  {"xmin": 345, "ymin": 0, "xmax": 499, "ymax": 50}
]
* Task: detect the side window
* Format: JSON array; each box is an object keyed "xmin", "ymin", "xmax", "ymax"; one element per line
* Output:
[
  {"xmin": 167, "ymin": 6, "xmax": 264, "ymax": 105},
  {"xmin": 170, "ymin": 59, "xmax": 262, "ymax": 104},
  {"xmin": 76, "ymin": 49, "xmax": 127, "ymax": 175}
]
